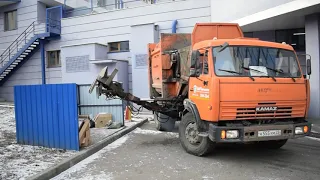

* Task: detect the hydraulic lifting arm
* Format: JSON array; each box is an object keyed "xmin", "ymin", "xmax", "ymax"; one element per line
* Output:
[{"xmin": 89, "ymin": 66, "xmax": 179, "ymax": 118}]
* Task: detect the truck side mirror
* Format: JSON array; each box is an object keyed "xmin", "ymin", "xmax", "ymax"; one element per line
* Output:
[
  {"xmin": 307, "ymin": 58, "xmax": 311, "ymax": 75},
  {"xmin": 190, "ymin": 50, "xmax": 200, "ymax": 77}
]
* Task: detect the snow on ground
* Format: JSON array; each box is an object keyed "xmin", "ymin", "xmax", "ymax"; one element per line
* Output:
[
  {"xmin": 0, "ymin": 107, "xmax": 76, "ymax": 180},
  {"xmin": 52, "ymin": 135, "xmax": 129, "ymax": 180},
  {"xmin": 133, "ymin": 127, "xmax": 162, "ymax": 135},
  {"xmin": 133, "ymin": 127, "xmax": 179, "ymax": 138},
  {"xmin": 0, "ymin": 105, "xmax": 152, "ymax": 179},
  {"xmin": 90, "ymin": 128, "xmax": 124, "ymax": 145},
  {"xmin": 51, "ymin": 116, "xmax": 151, "ymax": 180},
  {"xmin": 305, "ymin": 136, "xmax": 320, "ymax": 142},
  {"xmin": 90, "ymin": 115, "xmax": 149, "ymax": 145}
]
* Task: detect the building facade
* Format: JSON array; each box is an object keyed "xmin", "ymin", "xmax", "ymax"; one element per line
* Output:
[{"xmin": 0, "ymin": 0, "xmax": 319, "ymax": 117}]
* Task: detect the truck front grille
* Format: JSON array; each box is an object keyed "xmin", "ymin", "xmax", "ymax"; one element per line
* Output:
[
  {"xmin": 236, "ymin": 107, "xmax": 292, "ymax": 119},
  {"xmin": 219, "ymin": 101, "xmax": 306, "ymax": 120}
]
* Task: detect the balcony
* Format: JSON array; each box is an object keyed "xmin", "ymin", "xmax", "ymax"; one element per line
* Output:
[
  {"xmin": 40, "ymin": 0, "xmax": 168, "ymax": 18},
  {"xmin": 0, "ymin": 0, "xmax": 20, "ymax": 7}
]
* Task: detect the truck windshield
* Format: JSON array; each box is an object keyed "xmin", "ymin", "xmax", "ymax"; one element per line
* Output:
[{"xmin": 213, "ymin": 46, "xmax": 301, "ymax": 78}]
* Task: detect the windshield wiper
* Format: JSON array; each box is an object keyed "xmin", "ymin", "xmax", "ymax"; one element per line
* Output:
[
  {"xmin": 265, "ymin": 67, "xmax": 296, "ymax": 82},
  {"xmin": 241, "ymin": 66, "xmax": 276, "ymax": 82},
  {"xmin": 218, "ymin": 69, "xmax": 255, "ymax": 81}
]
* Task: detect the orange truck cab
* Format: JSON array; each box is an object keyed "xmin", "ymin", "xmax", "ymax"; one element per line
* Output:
[{"xmin": 148, "ymin": 23, "xmax": 312, "ymax": 156}]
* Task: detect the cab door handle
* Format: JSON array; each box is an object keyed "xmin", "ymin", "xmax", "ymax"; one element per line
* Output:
[{"xmin": 203, "ymin": 81, "xmax": 208, "ymax": 86}]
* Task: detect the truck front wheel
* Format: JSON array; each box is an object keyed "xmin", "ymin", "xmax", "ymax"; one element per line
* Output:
[
  {"xmin": 179, "ymin": 112, "xmax": 214, "ymax": 156},
  {"xmin": 255, "ymin": 139, "xmax": 288, "ymax": 149}
]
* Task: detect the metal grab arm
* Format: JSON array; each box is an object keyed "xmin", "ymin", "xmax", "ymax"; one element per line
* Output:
[{"xmin": 89, "ymin": 67, "xmax": 179, "ymax": 118}]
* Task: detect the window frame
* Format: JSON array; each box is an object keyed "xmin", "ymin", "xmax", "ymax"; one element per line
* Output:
[
  {"xmin": 4, "ymin": 9, "xmax": 18, "ymax": 31},
  {"xmin": 212, "ymin": 46, "xmax": 302, "ymax": 78},
  {"xmin": 47, "ymin": 50, "xmax": 61, "ymax": 68},
  {"xmin": 108, "ymin": 41, "xmax": 129, "ymax": 53},
  {"xmin": 202, "ymin": 51, "xmax": 209, "ymax": 75}
]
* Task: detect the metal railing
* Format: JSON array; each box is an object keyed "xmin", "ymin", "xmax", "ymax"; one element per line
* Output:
[
  {"xmin": 0, "ymin": 21, "xmax": 36, "ymax": 68},
  {"xmin": 0, "ymin": 17, "xmax": 61, "ymax": 70},
  {"xmin": 63, "ymin": 0, "xmax": 160, "ymax": 17}
]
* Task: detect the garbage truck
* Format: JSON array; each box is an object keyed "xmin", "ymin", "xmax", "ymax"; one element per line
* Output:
[{"xmin": 90, "ymin": 23, "xmax": 311, "ymax": 156}]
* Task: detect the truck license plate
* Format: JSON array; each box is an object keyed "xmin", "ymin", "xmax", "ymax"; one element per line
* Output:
[{"xmin": 258, "ymin": 130, "xmax": 281, "ymax": 137}]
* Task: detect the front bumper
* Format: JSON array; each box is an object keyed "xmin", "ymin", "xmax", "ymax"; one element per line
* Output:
[{"xmin": 208, "ymin": 122, "xmax": 311, "ymax": 143}]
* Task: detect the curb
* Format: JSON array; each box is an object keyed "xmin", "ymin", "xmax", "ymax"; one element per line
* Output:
[
  {"xmin": 28, "ymin": 119, "xmax": 148, "ymax": 180},
  {"xmin": 308, "ymin": 132, "xmax": 320, "ymax": 138}
]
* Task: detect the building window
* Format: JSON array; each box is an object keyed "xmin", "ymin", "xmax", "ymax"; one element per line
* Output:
[
  {"xmin": 244, "ymin": 29, "xmax": 305, "ymax": 52},
  {"xmin": 47, "ymin": 50, "xmax": 61, "ymax": 68},
  {"xmin": 4, "ymin": 10, "xmax": 17, "ymax": 31},
  {"xmin": 275, "ymin": 28, "xmax": 305, "ymax": 52},
  {"xmin": 243, "ymin": 32, "xmax": 253, "ymax": 38},
  {"xmin": 108, "ymin": 41, "xmax": 129, "ymax": 52}
]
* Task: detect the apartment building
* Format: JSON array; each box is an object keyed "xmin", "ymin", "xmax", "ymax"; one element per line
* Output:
[{"xmin": 0, "ymin": 0, "xmax": 320, "ymax": 117}]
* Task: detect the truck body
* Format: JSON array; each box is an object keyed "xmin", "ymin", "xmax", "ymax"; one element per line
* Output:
[{"xmin": 90, "ymin": 23, "xmax": 311, "ymax": 156}]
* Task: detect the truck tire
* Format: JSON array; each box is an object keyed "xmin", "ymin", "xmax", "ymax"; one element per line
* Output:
[
  {"xmin": 179, "ymin": 112, "xmax": 214, "ymax": 156},
  {"xmin": 154, "ymin": 113, "xmax": 176, "ymax": 132},
  {"xmin": 256, "ymin": 139, "xmax": 288, "ymax": 149}
]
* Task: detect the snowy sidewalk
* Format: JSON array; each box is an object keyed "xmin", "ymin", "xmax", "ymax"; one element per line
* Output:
[
  {"xmin": 0, "ymin": 107, "xmax": 76, "ymax": 180},
  {"xmin": 0, "ymin": 106, "xmax": 152, "ymax": 180}
]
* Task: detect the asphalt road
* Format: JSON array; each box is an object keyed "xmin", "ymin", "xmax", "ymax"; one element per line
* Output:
[{"xmin": 52, "ymin": 121, "xmax": 320, "ymax": 180}]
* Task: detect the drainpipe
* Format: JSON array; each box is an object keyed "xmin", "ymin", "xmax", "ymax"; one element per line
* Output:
[
  {"xmin": 172, "ymin": 20, "xmax": 178, "ymax": 33},
  {"xmin": 121, "ymin": 0, "xmax": 124, "ymax": 9},
  {"xmin": 40, "ymin": 39, "xmax": 46, "ymax": 84}
]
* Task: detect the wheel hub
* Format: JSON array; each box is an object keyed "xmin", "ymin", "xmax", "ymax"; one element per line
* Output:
[{"xmin": 185, "ymin": 122, "xmax": 200, "ymax": 144}]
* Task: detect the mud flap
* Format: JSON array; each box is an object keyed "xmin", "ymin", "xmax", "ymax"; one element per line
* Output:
[{"xmin": 154, "ymin": 113, "xmax": 176, "ymax": 132}]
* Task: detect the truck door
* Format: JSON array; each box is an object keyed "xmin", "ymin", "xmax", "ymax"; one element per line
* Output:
[{"xmin": 189, "ymin": 50, "xmax": 212, "ymax": 121}]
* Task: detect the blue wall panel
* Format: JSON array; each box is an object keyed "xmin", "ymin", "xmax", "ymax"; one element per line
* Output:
[{"xmin": 14, "ymin": 84, "xmax": 79, "ymax": 151}]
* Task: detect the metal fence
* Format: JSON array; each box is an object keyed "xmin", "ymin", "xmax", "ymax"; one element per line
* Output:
[
  {"xmin": 77, "ymin": 84, "xmax": 124, "ymax": 126},
  {"xmin": 14, "ymin": 84, "xmax": 79, "ymax": 151}
]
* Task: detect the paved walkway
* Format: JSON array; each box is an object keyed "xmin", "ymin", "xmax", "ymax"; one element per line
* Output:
[{"xmin": 52, "ymin": 121, "xmax": 320, "ymax": 180}]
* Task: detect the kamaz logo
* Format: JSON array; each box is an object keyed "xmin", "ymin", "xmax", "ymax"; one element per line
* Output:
[{"xmin": 256, "ymin": 106, "xmax": 278, "ymax": 112}]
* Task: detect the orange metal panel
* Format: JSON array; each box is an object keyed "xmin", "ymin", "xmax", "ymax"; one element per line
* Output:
[
  {"xmin": 148, "ymin": 33, "xmax": 191, "ymax": 98},
  {"xmin": 219, "ymin": 81, "xmax": 306, "ymax": 102},
  {"xmin": 192, "ymin": 23, "xmax": 243, "ymax": 46}
]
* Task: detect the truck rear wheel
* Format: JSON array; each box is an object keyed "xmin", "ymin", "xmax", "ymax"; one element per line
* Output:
[
  {"xmin": 179, "ymin": 112, "xmax": 214, "ymax": 156},
  {"xmin": 256, "ymin": 139, "xmax": 288, "ymax": 149},
  {"xmin": 154, "ymin": 113, "xmax": 176, "ymax": 132}
]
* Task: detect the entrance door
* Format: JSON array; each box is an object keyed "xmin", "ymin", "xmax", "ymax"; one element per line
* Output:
[{"xmin": 46, "ymin": 6, "xmax": 62, "ymax": 34}]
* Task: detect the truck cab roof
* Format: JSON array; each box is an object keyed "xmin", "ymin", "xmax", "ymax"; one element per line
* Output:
[{"xmin": 193, "ymin": 38, "xmax": 294, "ymax": 51}]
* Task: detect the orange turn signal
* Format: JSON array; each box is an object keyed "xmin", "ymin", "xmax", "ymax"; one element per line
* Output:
[
  {"xmin": 304, "ymin": 126, "xmax": 309, "ymax": 133},
  {"xmin": 221, "ymin": 130, "xmax": 226, "ymax": 139}
]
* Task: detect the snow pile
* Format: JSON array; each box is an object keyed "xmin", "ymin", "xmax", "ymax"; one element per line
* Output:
[
  {"xmin": 0, "ymin": 107, "xmax": 76, "ymax": 180},
  {"xmin": 133, "ymin": 127, "xmax": 162, "ymax": 135},
  {"xmin": 131, "ymin": 114, "xmax": 153, "ymax": 121},
  {"xmin": 133, "ymin": 127, "xmax": 179, "ymax": 138}
]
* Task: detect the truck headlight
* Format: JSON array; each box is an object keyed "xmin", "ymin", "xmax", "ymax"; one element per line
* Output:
[
  {"xmin": 295, "ymin": 127, "xmax": 303, "ymax": 134},
  {"xmin": 226, "ymin": 130, "xmax": 239, "ymax": 139}
]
